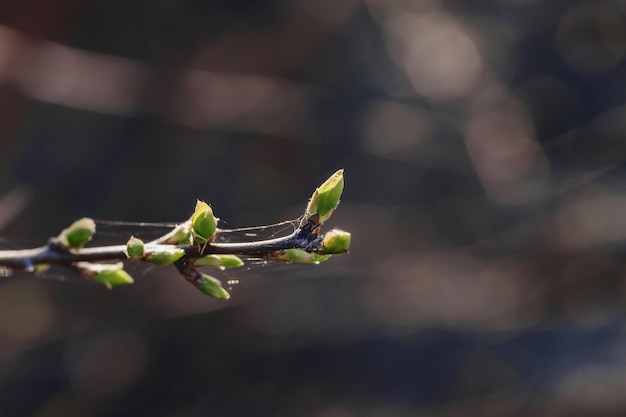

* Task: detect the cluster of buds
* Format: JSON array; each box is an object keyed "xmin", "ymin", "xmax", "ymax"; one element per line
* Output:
[
  {"xmin": 269, "ymin": 170, "xmax": 351, "ymax": 264},
  {"xmin": 9, "ymin": 170, "xmax": 351, "ymax": 299}
]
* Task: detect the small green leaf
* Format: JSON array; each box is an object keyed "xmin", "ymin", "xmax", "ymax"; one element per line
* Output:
[
  {"xmin": 145, "ymin": 247, "xmax": 185, "ymax": 265},
  {"xmin": 164, "ymin": 222, "xmax": 191, "ymax": 245},
  {"xmin": 57, "ymin": 218, "xmax": 96, "ymax": 249},
  {"xmin": 278, "ymin": 248, "xmax": 331, "ymax": 265},
  {"xmin": 125, "ymin": 236, "xmax": 145, "ymax": 259},
  {"xmin": 322, "ymin": 229, "xmax": 351, "ymax": 254},
  {"xmin": 306, "ymin": 169, "xmax": 344, "ymax": 224},
  {"xmin": 191, "ymin": 254, "xmax": 244, "ymax": 269},
  {"xmin": 190, "ymin": 200, "xmax": 217, "ymax": 246},
  {"xmin": 196, "ymin": 274, "xmax": 230, "ymax": 299},
  {"xmin": 93, "ymin": 269, "xmax": 134, "ymax": 289},
  {"xmin": 75, "ymin": 262, "xmax": 133, "ymax": 289}
]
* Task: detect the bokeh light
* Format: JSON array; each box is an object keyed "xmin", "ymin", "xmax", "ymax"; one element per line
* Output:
[
  {"xmin": 383, "ymin": 11, "xmax": 483, "ymax": 101},
  {"xmin": 556, "ymin": 2, "xmax": 626, "ymax": 73}
]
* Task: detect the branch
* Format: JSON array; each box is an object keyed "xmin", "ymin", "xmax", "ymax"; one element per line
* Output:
[{"xmin": 0, "ymin": 170, "xmax": 351, "ymax": 299}]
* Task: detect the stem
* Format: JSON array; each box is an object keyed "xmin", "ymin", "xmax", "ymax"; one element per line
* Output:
[
  {"xmin": 0, "ymin": 217, "xmax": 321, "ymax": 272},
  {"xmin": 0, "ymin": 169, "xmax": 349, "ymax": 298}
]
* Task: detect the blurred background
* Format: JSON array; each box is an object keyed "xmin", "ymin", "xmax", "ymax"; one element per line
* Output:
[{"xmin": 1, "ymin": 0, "xmax": 626, "ymax": 415}]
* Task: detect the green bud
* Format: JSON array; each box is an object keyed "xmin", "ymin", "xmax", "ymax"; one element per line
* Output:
[
  {"xmin": 57, "ymin": 218, "xmax": 96, "ymax": 249},
  {"xmin": 278, "ymin": 248, "xmax": 331, "ymax": 265},
  {"xmin": 75, "ymin": 262, "xmax": 134, "ymax": 289},
  {"xmin": 145, "ymin": 247, "xmax": 185, "ymax": 265},
  {"xmin": 322, "ymin": 229, "xmax": 351, "ymax": 254},
  {"xmin": 196, "ymin": 274, "xmax": 230, "ymax": 299},
  {"xmin": 162, "ymin": 221, "xmax": 191, "ymax": 245},
  {"xmin": 306, "ymin": 169, "xmax": 344, "ymax": 224},
  {"xmin": 94, "ymin": 269, "xmax": 134, "ymax": 289},
  {"xmin": 190, "ymin": 200, "xmax": 218, "ymax": 246},
  {"xmin": 125, "ymin": 236, "xmax": 145, "ymax": 259},
  {"xmin": 191, "ymin": 254, "xmax": 244, "ymax": 269}
]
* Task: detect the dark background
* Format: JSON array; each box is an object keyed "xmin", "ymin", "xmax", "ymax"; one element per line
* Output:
[{"xmin": 1, "ymin": 0, "xmax": 626, "ymax": 415}]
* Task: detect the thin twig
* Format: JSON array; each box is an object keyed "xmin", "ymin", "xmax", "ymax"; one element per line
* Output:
[
  {"xmin": 0, "ymin": 217, "xmax": 321, "ymax": 271},
  {"xmin": 0, "ymin": 169, "xmax": 349, "ymax": 298}
]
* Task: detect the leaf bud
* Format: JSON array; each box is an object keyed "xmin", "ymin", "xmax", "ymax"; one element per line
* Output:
[
  {"xmin": 125, "ymin": 236, "xmax": 145, "ymax": 259},
  {"xmin": 191, "ymin": 254, "xmax": 244, "ymax": 269},
  {"xmin": 190, "ymin": 200, "xmax": 218, "ymax": 246},
  {"xmin": 196, "ymin": 273, "xmax": 231, "ymax": 299},
  {"xmin": 75, "ymin": 262, "xmax": 134, "ymax": 289},
  {"xmin": 322, "ymin": 229, "xmax": 351, "ymax": 254},
  {"xmin": 161, "ymin": 221, "xmax": 191, "ymax": 245},
  {"xmin": 145, "ymin": 247, "xmax": 185, "ymax": 265},
  {"xmin": 57, "ymin": 218, "xmax": 96, "ymax": 249},
  {"xmin": 306, "ymin": 169, "xmax": 344, "ymax": 224},
  {"xmin": 276, "ymin": 248, "xmax": 331, "ymax": 264}
]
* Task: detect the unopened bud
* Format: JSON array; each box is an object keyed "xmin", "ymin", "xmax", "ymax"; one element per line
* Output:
[
  {"xmin": 306, "ymin": 169, "xmax": 344, "ymax": 224},
  {"xmin": 322, "ymin": 229, "xmax": 351, "ymax": 254},
  {"xmin": 196, "ymin": 273, "xmax": 230, "ymax": 299},
  {"xmin": 125, "ymin": 236, "xmax": 145, "ymax": 259},
  {"xmin": 191, "ymin": 254, "xmax": 244, "ymax": 269},
  {"xmin": 75, "ymin": 262, "xmax": 134, "ymax": 289},
  {"xmin": 276, "ymin": 248, "xmax": 331, "ymax": 265},
  {"xmin": 145, "ymin": 247, "xmax": 185, "ymax": 265},
  {"xmin": 161, "ymin": 221, "xmax": 191, "ymax": 245},
  {"xmin": 57, "ymin": 218, "xmax": 96, "ymax": 249},
  {"xmin": 190, "ymin": 200, "xmax": 218, "ymax": 246}
]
